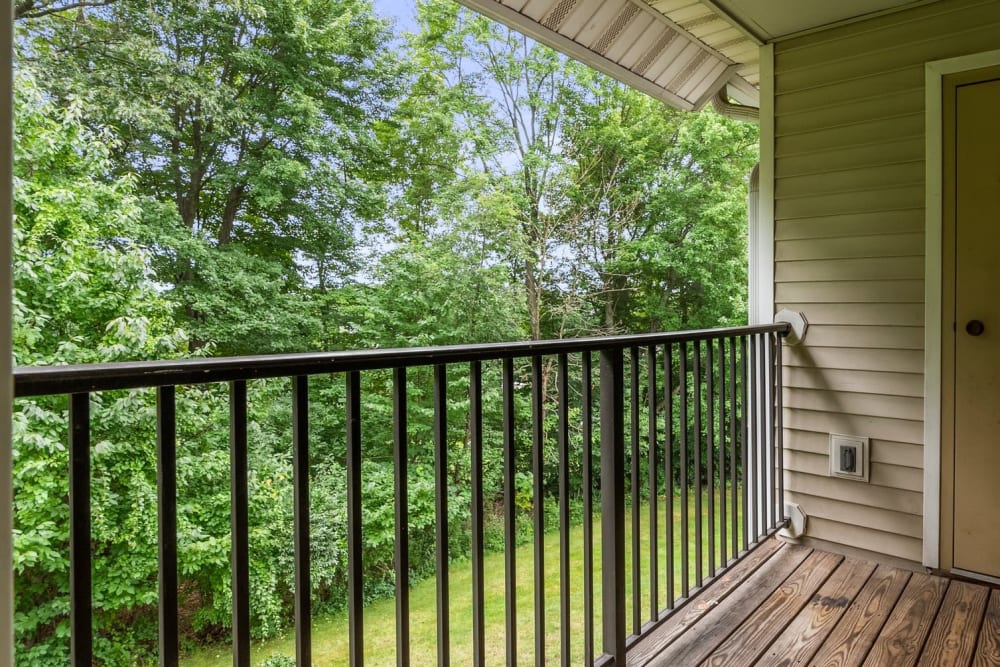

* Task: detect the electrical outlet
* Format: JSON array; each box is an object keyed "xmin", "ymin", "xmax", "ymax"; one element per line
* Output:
[{"xmin": 830, "ymin": 434, "xmax": 869, "ymax": 482}]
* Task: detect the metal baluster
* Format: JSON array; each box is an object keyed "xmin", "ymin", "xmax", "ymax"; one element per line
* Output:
[
  {"xmin": 729, "ymin": 337, "xmax": 739, "ymax": 556},
  {"xmin": 346, "ymin": 372, "xmax": 364, "ymax": 667},
  {"xmin": 69, "ymin": 393, "xmax": 92, "ymax": 667},
  {"xmin": 600, "ymin": 350, "xmax": 626, "ymax": 663},
  {"xmin": 470, "ymin": 362, "xmax": 485, "ymax": 667},
  {"xmin": 664, "ymin": 344, "xmax": 674, "ymax": 609},
  {"xmin": 748, "ymin": 336, "xmax": 757, "ymax": 544},
  {"xmin": 756, "ymin": 334, "xmax": 767, "ymax": 538},
  {"xmin": 693, "ymin": 341, "xmax": 703, "ymax": 588},
  {"xmin": 393, "ymin": 369, "xmax": 410, "ymax": 667},
  {"xmin": 647, "ymin": 346, "xmax": 658, "ymax": 621},
  {"xmin": 157, "ymin": 387, "xmax": 178, "ymax": 667},
  {"xmin": 679, "ymin": 342, "xmax": 689, "ymax": 598},
  {"xmin": 433, "ymin": 365, "xmax": 449, "ymax": 667},
  {"xmin": 531, "ymin": 356, "xmax": 545, "ymax": 665},
  {"xmin": 292, "ymin": 377, "xmax": 311, "ymax": 667},
  {"xmin": 230, "ymin": 381, "xmax": 250, "ymax": 667},
  {"xmin": 706, "ymin": 341, "xmax": 715, "ymax": 579},
  {"xmin": 581, "ymin": 353, "xmax": 594, "ymax": 666},
  {"xmin": 717, "ymin": 339, "xmax": 727, "ymax": 568},
  {"xmin": 740, "ymin": 337, "xmax": 749, "ymax": 553},
  {"xmin": 630, "ymin": 346, "xmax": 641, "ymax": 634},
  {"xmin": 502, "ymin": 359, "xmax": 517, "ymax": 667},
  {"xmin": 775, "ymin": 335, "xmax": 785, "ymax": 530},
  {"xmin": 557, "ymin": 354, "xmax": 570, "ymax": 667}
]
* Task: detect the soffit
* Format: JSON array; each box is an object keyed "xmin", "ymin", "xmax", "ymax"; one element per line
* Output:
[
  {"xmin": 457, "ymin": 0, "xmax": 751, "ymax": 111},
  {"xmin": 455, "ymin": 1, "xmax": 936, "ymax": 112}
]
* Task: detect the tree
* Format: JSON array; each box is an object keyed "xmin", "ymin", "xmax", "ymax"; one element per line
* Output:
[
  {"xmin": 22, "ymin": 0, "xmax": 401, "ymax": 352},
  {"xmin": 11, "ymin": 70, "xmax": 190, "ymax": 666},
  {"xmin": 559, "ymin": 75, "xmax": 759, "ymax": 332}
]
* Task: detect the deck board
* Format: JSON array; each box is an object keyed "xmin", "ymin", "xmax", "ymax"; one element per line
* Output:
[
  {"xmin": 972, "ymin": 589, "xmax": 1000, "ymax": 667},
  {"xmin": 760, "ymin": 557, "xmax": 877, "ymax": 666},
  {"xmin": 701, "ymin": 550, "xmax": 844, "ymax": 666},
  {"xmin": 862, "ymin": 573, "xmax": 949, "ymax": 667},
  {"xmin": 624, "ymin": 538, "xmax": 785, "ymax": 666},
  {"xmin": 639, "ymin": 544, "xmax": 812, "ymax": 665},
  {"xmin": 916, "ymin": 580, "xmax": 989, "ymax": 666},
  {"xmin": 808, "ymin": 564, "xmax": 912, "ymax": 667},
  {"xmin": 627, "ymin": 538, "xmax": 1000, "ymax": 667}
]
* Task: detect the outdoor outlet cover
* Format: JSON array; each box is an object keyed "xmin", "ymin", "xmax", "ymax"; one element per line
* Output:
[{"xmin": 829, "ymin": 434, "xmax": 869, "ymax": 482}]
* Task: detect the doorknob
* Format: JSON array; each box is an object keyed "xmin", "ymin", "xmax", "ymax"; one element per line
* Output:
[{"xmin": 966, "ymin": 320, "xmax": 985, "ymax": 336}]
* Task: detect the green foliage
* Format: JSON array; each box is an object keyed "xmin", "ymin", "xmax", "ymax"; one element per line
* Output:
[
  {"xmin": 12, "ymin": 1, "xmax": 759, "ymax": 664},
  {"xmin": 22, "ymin": 0, "xmax": 401, "ymax": 353}
]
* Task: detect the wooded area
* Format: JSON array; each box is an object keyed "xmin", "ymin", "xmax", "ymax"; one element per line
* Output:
[{"xmin": 11, "ymin": 0, "xmax": 758, "ymax": 663}]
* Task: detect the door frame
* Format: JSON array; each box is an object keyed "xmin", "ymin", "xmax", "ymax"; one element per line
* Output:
[{"xmin": 924, "ymin": 49, "xmax": 1000, "ymax": 570}]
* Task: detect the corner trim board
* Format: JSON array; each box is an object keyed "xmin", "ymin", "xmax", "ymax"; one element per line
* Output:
[{"xmin": 751, "ymin": 43, "xmax": 775, "ymax": 326}]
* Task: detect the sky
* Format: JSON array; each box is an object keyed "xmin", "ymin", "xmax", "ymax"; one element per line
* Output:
[{"xmin": 372, "ymin": 0, "xmax": 420, "ymax": 32}]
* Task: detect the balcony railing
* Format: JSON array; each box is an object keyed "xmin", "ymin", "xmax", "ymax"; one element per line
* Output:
[{"xmin": 13, "ymin": 323, "xmax": 790, "ymax": 666}]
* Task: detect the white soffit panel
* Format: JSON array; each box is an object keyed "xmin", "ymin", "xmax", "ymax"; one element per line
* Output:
[{"xmin": 456, "ymin": 0, "xmax": 753, "ymax": 111}]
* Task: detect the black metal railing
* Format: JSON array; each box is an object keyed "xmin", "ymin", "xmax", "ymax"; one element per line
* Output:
[{"xmin": 13, "ymin": 323, "xmax": 789, "ymax": 666}]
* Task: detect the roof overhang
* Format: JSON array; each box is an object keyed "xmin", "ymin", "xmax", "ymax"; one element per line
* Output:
[{"xmin": 454, "ymin": 1, "xmax": 937, "ymax": 113}]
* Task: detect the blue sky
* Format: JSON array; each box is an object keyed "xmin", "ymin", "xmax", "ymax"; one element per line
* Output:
[{"xmin": 372, "ymin": 0, "xmax": 419, "ymax": 32}]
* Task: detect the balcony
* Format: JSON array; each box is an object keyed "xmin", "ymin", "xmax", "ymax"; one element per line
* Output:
[
  {"xmin": 14, "ymin": 323, "xmax": 792, "ymax": 665},
  {"xmin": 628, "ymin": 537, "xmax": 1000, "ymax": 666}
]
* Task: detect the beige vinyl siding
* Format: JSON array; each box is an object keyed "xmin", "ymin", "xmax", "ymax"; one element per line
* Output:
[{"xmin": 772, "ymin": 0, "xmax": 1000, "ymax": 564}]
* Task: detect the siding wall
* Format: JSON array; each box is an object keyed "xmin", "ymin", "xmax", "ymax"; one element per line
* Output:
[{"xmin": 773, "ymin": 0, "xmax": 1000, "ymax": 563}]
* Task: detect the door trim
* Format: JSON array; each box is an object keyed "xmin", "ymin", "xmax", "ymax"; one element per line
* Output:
[{"xmin": 924, "ymin": 49, "xmax": 1000, "ymax": 569}]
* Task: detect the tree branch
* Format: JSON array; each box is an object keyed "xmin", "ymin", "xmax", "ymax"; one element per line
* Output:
[{"xmin": 14, "ymin": 0, "xmax": 115, "ymax": 21}]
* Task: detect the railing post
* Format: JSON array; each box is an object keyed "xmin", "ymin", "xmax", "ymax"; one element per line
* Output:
[
  {"xmin": 600, "ymin": 350, "xmax": 625, "ymax": 663},
  {"xmin": 69, "ymin": 392, "xmax": 92, "ymax": 667},
  {"xmin": 291, "ymin": 376, "xmax": 311, "ymax": 667},
  {"xmin": 229, "ymin": 381, "xmax": 251, "ymax": 667}
]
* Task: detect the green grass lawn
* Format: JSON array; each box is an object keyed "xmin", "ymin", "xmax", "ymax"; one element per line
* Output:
[{"xmin": 183, "ymin": 491, "xmax": 743, "ymax": 666}]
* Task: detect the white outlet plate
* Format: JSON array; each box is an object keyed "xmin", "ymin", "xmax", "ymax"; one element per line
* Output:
[{"xmin": 829, "ymin": 433, "xmax": 869, "ymax": 482}]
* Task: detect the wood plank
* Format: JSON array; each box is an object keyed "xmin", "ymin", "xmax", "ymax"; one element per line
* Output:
[
  {"xmin": 638, "ymin": 545, "xmax": 813, "ymax": 665},
  {"xmin": 625, "ymin": 538, "xmax": 785, "ymax": 666},
  {"xmin": 808, "ymin": 565, "xmax": 911, "ymax": 667},
  {"xmin": 862, "ymin": 573, "xmax": 949, "ymax": 667},
  {"xmin": 972, "ymin": 589, "xmax": 1000, "ymax": 667},
  {"xmin": 917, "ymin": 580, "xmax": 989, "ymax": 667},
  {"xmin": 760, "ymin": 558, "xmax": 878, "ymax": 666},
  {"xmin": 700, "ymin": 551, "xmax": 844, "ymax": 666}
]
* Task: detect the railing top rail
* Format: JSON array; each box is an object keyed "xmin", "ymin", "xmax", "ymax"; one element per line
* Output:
[{"xmin": 13, "ymin": 323, "xmax": 790, "ymax": 397}]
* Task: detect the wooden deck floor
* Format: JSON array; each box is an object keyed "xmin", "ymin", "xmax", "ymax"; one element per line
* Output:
[{"xmin": 627, "ymin": 538, "xmax": 1000, "ymax": 666}]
